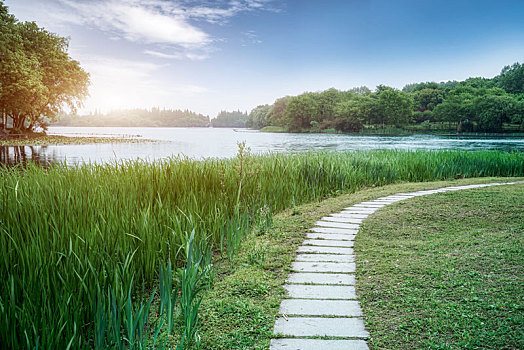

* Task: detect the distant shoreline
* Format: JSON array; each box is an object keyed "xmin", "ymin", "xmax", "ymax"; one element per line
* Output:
[{"xmin": 0, "ymin": 135, "xmax": 154, "ymax": 147}]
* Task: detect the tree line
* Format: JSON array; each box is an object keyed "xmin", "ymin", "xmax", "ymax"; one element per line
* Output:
[
  {"xmin": 210, "ymin": 110, "xmax": 249, "ymax": 128},
  {"xmin": 246, "ymin": 62, "xmax": 524, "ymax": 133},
  {"xmin": 0, "ymin": 1, "xmax": 89, "ymax": 134},
  {"xmin": 56, "ymin": 108, "xmax": 210, "ymax": 127}
]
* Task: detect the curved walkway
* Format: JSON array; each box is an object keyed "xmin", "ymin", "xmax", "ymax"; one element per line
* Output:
[{"xmin": 270, "ymin": 181, "xmax": 523, "ymax": 350}]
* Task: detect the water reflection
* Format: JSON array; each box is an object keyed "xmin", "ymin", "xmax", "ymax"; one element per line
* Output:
[{"xmin": 0, "ymin": 145, "xmax": 56, "ymax": 167}]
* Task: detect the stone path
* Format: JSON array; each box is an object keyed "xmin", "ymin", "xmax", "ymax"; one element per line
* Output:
[{"xmin": 270, "ymin": 181, "xmax": 523, "ymax": 350}]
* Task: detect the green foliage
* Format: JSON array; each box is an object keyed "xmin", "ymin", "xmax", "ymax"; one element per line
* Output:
[
  {"xmin": 413, "ymin": 88, "xmax": 444, "ymax": 111},
  {"xmin": 376, "ymin": 87, "xmax": 414, "ymax": 126},
  {"xmin": 474, "ymin": 94, "xmax": 516, "ymax": 132},
  {"xmin": 265, "ymin": 96, "xmax": 291, "ymax": 127},
  {"xmin": 283, "ymin": 93, "xmax": 320, "ymax": 132},
  {"xmin": 55, "ymin": 108, "xmax": 210, "ymax": 127},
  {"xmin": 331, "ymin": 97, "xmax": 370, "ymax": 132},
  {"xmin": 495, "ymin": 62, "xmax": 524, "ymax": 94},
  {"xmin": 258, "ymin": 63, "xmax": 523, "ymax": 134},
  {"xmin": 252, "ymin": 61, "xmax": 522, "ymax": 134},
  {"xmin": 211, "ymin": 110, "xmax": 248, "ymax": 128},
  {"xmin": 0, "ymin": 3, "xmax": 89, "ymax": 132},
  {"xmin": 246, "ymin": 104, "xmax": 271, "ymax": 129}
]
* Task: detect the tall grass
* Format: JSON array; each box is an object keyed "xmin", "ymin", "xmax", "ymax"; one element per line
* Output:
[{"xmin": 0, "ymin": 149, "xmax": 523, "ymax": 348}]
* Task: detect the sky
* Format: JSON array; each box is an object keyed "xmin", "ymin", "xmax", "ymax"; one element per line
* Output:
[{"xmin": 4, "ymin": 0, "xmax": 524, "ymax": 117}]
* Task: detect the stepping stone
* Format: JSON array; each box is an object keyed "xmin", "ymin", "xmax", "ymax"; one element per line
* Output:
[
  {"xmin": 270, "ymin": 338, "xmax": 369, "ymax": 350},
  {"xmin": 295, "ymin": 253, "xmax": 354, "ymax": 262},
  {"xmin": 297, "ymin": 246, "xmax": 353, "ymax": 254},
  {"xmin": 284, "ymin": 284, "xmax": 356, "ymax": 299},
  {"xmin": 341, "ymin": 208, "xmax": 377, "ymax": 214},
  {"xmin": 303, "ymin": 239, "xmax": 354, "ymax": 247},
  {"xmin": 330, "ymin": 213, "xmax": 368, "ymax": 219},
  {"xmin": 358, "ymin": 201, "xmax": 387, "ymax": 205},
  {"xmin": 310, "ymin": 227, "xmax": 358, "ymax": 235},
  {"xmin": 286, "ymin": 272, "xmax": 355, "ymax": 285},
  {"xmin": 442, "ymin": 187, "xmax": 463, "ymax": 191},
  {"xmin": 273, "ymin": 317, "xmax": 369, "ymax": 338},
  {"xmin": 291, "ymin": 261, "xmax": 355, "ymax": 273},
  {"xmin": 372, "ymin": 199, "xmax": 401, "ymax": 203},
  {"xmin": 306, "ymin": 232, "xmax": 356, "ymax": 241},
  {"xmin": 315, "ymin": 221, "xmax": 359, "ymax": 229},
  {"xmin": 279, "ymin": 299, "xmax": 362, "ymax": 316},
  {"xmin": 462, "ymin": 184, "xmax": 485, "ymax": 189},
  {"xmin": 353, "ymin": 203, "xmax": 385, "ymax": 208},
  {"xmin": 321, "ymin": 216, "xmax": 363, "ymax": 224}
]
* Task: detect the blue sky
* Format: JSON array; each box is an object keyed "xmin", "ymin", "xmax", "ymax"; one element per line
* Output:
[{"xmin": 5, "ymin": 0, "xmax": 524, "ymax": 117}]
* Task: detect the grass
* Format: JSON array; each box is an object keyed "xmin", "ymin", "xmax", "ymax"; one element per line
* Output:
[
  {"xmin": 190, "ymin": 177, "xmax": 524, "ymax": 348},
  {"xmin": 355, "ymin": 183, "xmax": 524, "ymax": 349},
  {"xmin": 0, "ymin": 149, "xmax": 523, "ymax": 348},
  {"xmin": 259, "ymin": 126, "xmax": 286, "ymax": 133},
  {"xmin": 0, "ymin": 135, "xmax": 151, "ymax": 146}
]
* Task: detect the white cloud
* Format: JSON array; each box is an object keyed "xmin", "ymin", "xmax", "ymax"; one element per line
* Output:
[
  {"xmin": 144, "ymin": 50, "xmax": 183, "ymax": 59},
  {"xmin": 52, "ymin": 0, "xmax": 280, "ymax": 60},
  {"xmin": 144, "ymin": 50, "xmax": 209, "ymax": 61},
  {"xmin": 242, "ymin": 30, "xmax": 262, "ymax": 45},
  {"xmin": 60, "ymin": 0, "xmax": 209, "ymax": 48}
]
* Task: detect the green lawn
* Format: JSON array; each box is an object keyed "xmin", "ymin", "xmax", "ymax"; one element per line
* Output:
[
  {"xmin": 356, "ymin": 183, "xmax": 524, "ymax": 349},
  {"xmin": 188, "ymin": 178, "xmax": 523, "ymax": 349}
]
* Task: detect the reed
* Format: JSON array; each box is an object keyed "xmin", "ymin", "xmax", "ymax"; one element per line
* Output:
[{"xmin": 0, "ymin": 149, "xmax": 522, "ymax": 348}]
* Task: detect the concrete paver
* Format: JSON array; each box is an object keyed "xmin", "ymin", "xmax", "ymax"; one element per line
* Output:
[
  {"xmin": 279, "ymin": 299, "xmax": 362, "ymax": 316},
  {"xmin": 303, "ymin": 239, "xmax": 354, "ymax": 247},
  {"xmin": 286, "ymin": 272, "xmax": 355, "ymax": 285},
  {"xmin": 306, "ymin": 232, "xmax": 356, "ymax": 241},
  {"xmin": 270, "ymin": 338, "xmax": 369, "ymax": 350},
  {"xmin": 291, "ymin": 261, "xmax": 355, "ymax": 273},
  {"xmin": 273, "ymin": 317, "xmax": 369, "ymax": 337},
  {"xmin": 283, "ymin": 284, "xmax": 356, "ymax": 299},
  {"xmin": 297, "ymin": 245, "xmax": 353, "ymax": 254},
  {"xmin": 295, "ymin": 253, "xmax": 354, "ymax": 262}
]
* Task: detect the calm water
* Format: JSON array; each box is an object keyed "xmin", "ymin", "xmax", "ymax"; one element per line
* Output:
[{"xmin": 1, "ymin": 126, "xmax": 523, "ymax": 166}]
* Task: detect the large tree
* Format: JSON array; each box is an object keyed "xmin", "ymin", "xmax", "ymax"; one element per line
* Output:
[
  {"xmin": 413, "ymin": 88, "xmax": 444, "ymax": 111},
  {"xmin": 0, "ymin": 2, "xmax": 89, "ymax": 133},
  {"xmin": 376, "ymin": 87, "xmax": 413, "ymax": 126},
  {"xmin": 495, "ymin": 62, "xmax": 524, "ymax": 95},
  {"xmin": 266, "ymin": 96, "xmax": 291, "ymax": 127},
  {"xmin": 283, "ymin": 93, "xmax": 320, "ymax": 132},
  {"xmin": 246, "ymin": 104, "xmax": 270, "ymax": 129},
  {"xmin": 474, "ymin": 94, "xmax": 517, "ymax": 132}
]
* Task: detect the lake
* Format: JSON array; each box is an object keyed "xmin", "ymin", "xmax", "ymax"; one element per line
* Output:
[{"xmin": 1, "ymin": 126, "xmax": 523, "ymax": 166}]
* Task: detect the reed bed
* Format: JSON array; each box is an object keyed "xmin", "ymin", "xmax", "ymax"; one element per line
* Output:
[{"xmin": 0, "ymin": 149, "xmax": 523, "ymax": 348}]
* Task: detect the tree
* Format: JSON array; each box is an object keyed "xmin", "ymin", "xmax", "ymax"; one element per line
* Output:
[
  {"xmin": 246, "ymin": 104, "xmax": 270, "ymax": 129},
  {"xmin": 332, "ymin": 98, "xmax": 367, "ymax": 132},
  {"xmin": 459, "ymin": 77, "xmax": 494, "ymax": 89},
  {"xmin": 413, "ymin": 88, "xmax": 444, "ymax": 111},
  {"xmin": 0, "ymin": 2, "xmax": 89, "ymax": 133},
  {"xmin": 317, "ymin": 88, "xmax": 342, "ymax": 122},
  {"xmin": 433, "ymin": 89, "xmax": 475, "ymax": 127},
  {"xmin": 349, "ymin": 86, "xmax": 372, "ymax": 95},
  {"xmin": 266, "ymin": 96, "xmax": 291, "ymax": 127},
  {"xmin": 211, "ymin": 110, "xmax": 248, "ymax": 127},
  {"xmin": 283, "ymin": 93, "xmax": 319, "ymax": 132},
  {"xmin": 376, "ymin": 87, "xmax": 413, "ymax": 126},
  {"xmin": 474, "ymin": 94, "xmax": 516, "ymax": 132},
  {"xmin": 495, "ymin": 62, "xmax": 524, "ymax": 94}
]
